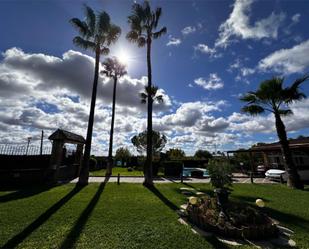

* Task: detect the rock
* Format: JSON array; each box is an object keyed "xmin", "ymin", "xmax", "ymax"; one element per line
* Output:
[
  {"xmin": 191, "ymin": 225, "xmax": 213, "ymax": 238},
  {"xmin": 180, "ymin": 204, "xmax": 188, "ymax": 210},
  {"xmin": 216, "ymin": 236, "xmax": 244, "ymax": 246},
  {"xmin": 178, "ymin": 217, "xmax": 189, "ymax": 226},
  {"xmin": 270, "ymin": 236, "xmax": 296, "ymax": 247},
  {"xmin": 180, "ymin": 187, "xmax": 195, "ymax": 191},
  {"xmin": 277, "ymin": 225, "xmax": 294, "ymax": 236},
  {"xmin": 195, "ymin": 192, "xmax": 206, "ymax": 196}
]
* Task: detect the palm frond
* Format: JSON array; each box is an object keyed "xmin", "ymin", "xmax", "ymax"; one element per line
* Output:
[
  {"xmin": 278, "ymin": 109, "xmax": 293, "ymax": 116},
  {"xmin": 100, "ymin": 47, "xmax": 110, "ymax": 55},
  {"xmin": 240, "ymin": 92, "xmax": 258, "ymax": 104},
  {"xmin": 83, "ymin": 4, "xmax": 96, "ymax": 36},
  {"xmin": 72, "ymin": 36, "xmax": 96, "ymax": 51},
  {"xmin": 97, "ymin": 11, "xmax": 111, "ymax": 34},
  {"xmin": 126, "ymin": 30, "xmax": 140, "ymax": 43},
  {"xmin": 155, "ymin": 95, "xmax": 164, "ymax": 103},
  {"xmin": 153, "ymin": 27, "xmax": 167, "ymax": 39},
  {"xmin": 70, "ymin": 18, "xmax": 89, "ymax": 37},
  {"xmin": 154, "ymin": 7, "xmax": 162, "ymax": 28},
  {"xmin": 137, "ymin": 37, "xmax": 146, "ymax": 47},
  {"xmin": 241, "ymin": 105, "xmax": 265, "ymax": 115},
  {"xmin": 105, "ymin": 24, "xmax": 121, "ymax": 46}
]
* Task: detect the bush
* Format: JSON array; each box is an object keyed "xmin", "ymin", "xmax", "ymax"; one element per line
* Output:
[
  {"xmin": 208, "ymin": 161, "xmax": 233, "ymax": 189},
  {"xmin": 163, "ymin": 161, "xmax": 183, "ymax": 177},
  {"xmin": 89, "ymin": 156, "xmax": 97, "ymax": 171}
]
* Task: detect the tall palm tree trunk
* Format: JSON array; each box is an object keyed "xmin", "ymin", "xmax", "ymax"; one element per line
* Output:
[
  {"xmin": 107, "ymin": 76, "xmax": 118, "ymax": 176},
  {"xmin": 78, "ymin": 48, "xmax": 100, "ymax": 185},
  {"xmin": 274, "ymin": 112, "xmax": 304, "ymax": 189},
  {"xmin": 145, "ymin": 37, "xmax": 154, "ymax": 186}
]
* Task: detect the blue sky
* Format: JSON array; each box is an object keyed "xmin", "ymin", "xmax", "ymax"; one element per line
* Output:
[{"xmin": 1, "ymin": 0, "xmax": 309, "ymax": 155}]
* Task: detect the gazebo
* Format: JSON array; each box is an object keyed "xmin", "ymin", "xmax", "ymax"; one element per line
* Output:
[{"xmin": 47, "ymin": 129, "xmax": 85, "ymax": 183}]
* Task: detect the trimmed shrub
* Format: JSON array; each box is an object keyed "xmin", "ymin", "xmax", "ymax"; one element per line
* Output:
[
  {"xmin": 163, "ymin": 161, "xmax": 183, "ymax": 177},
  {"xmin": 89, "ymin": 156, "xmax": 97, "ymax": 171}
]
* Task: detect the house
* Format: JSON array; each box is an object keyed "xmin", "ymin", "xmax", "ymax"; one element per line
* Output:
[{"xmin": 227, "ymin": 136, "xmax": 309, "ymax": 180}]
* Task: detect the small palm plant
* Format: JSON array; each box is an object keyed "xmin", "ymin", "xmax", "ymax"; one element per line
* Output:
[
  {"xmin": 70, "ymin": 5, "xmax": 121, "ymax": 185},
  {"xmin": 127, "ymin": 1, "xmax": 167, "ymax": 186},
  {"xmin": 101, "ymin": 57, "xmax": 127, "ymax": 176},
  {"xmin": 140, "ymin": 85, "xmax": 164, "ymax": 105},
  {"xmin": 240, "ymin": 75, "xmax": 308, "ymax": 189}
]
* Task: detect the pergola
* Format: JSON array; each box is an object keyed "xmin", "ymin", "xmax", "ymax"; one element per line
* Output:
[{"xmin": 48, "ymin": 129, "xmax": 85, "ymax": 183}]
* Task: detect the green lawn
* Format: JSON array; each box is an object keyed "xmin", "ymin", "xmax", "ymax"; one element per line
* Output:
[
  {"xmin": 0, "ymin": 183, "xmax": 308, "ymax": 249},
  {"xmin": 89, "ymin": 167, "xmax": 144, "ymax": 176}
]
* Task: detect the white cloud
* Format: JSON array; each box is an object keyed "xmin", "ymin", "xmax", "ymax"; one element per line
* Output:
[
  {"xmin": 166, "ymin": 36, "xmax": 182, "ymax": 46},
  {"xmin": 194, "ymin": 43, "xmax": 216, "ymax": 56},
  {"xmin": 291, "ymin": 13, "xmax": 301, "ymax": 23},
  {"xmin": 194, "ymin": 74, "xmax": 224, "ymax": 90},
  {"xmin": 182, "ymin": 26, "xmax": 196, "ymax": 35},
  {"xmin": 215, "ymin": 0, "xmax": 285, "ymax": 48},
  {"xmin": 258, "ymin": 39, "xmax": 309, "ymax": 74}
]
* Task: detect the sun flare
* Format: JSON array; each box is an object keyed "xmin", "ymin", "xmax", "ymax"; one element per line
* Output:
[{"xmin": 116, "ymin": 50, "xmax": 131, "ymax": 65}]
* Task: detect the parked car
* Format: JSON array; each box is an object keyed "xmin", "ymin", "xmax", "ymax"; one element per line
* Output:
[
  {"xmin": 257, "ymin": 165, "xmax": 267, "ymax": 174},
  {"xmin": 265, "ymin": 169, "xmax": 287, "ymax": 181}
]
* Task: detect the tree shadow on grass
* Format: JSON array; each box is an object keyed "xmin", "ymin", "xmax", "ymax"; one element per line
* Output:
[
  {"xmin": 0, "ymin": 185, "xmax": 52, "ymax": 203},
  {"xmin": 59, "ymin": 176, "xmax": 110, "ymax": 249},
  {"xmin": 2, "ymin": 185, "xmax": 84, "ymax": 249},
  {"xmin": 146, "ymin": 185, "xmax": 178, "ymax": 211}
]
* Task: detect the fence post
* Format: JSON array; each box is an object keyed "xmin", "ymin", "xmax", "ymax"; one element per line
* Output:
[
  {"xmin": 117, "ymin": 173, "xmax": 120, "ymax": 185},
  {"xmin": 250, "ymin": 172, "xmax": 254, "ymax": 184},
  {"xmin": 280, "ymin": 174, "xmax": 284, "ymax": 184},
  {"xmin": 181, "ymin": 174, "xmax": 183, "ymax": 183}
]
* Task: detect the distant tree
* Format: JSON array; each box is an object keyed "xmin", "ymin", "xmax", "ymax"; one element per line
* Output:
[
  {"xmin": 70, "ymin": 5, "xmax": 121, "ymax": 185},
  {"xmin": 166, "ymin": 148, "xmax": 185, "ymax": 160},
  {"xmin": 115, "ymin": 147, "xmax": 132, "ymax": 167},
  {"xmin": 102, "ymin": 57, "xmax": 127, "ymax": 175},
  {"xmin": 194, "ymin": 150, "xmax": 213, "ymax": 159},
  {"xmin": 131, "ymin": 130, "xmax": 167, "ymax": 156},
  {"xmin": 127, "ymin": 1, "xmax": 167, "ymax": 187},
  {"xmin": 241, "ymin": 75, "xmax": 308, "ymax": 189}
]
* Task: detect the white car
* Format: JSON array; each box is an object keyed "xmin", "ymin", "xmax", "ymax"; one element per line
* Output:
[{"xmin": 265, "ymin": 169, "xmax": 287, "ymax": 181}]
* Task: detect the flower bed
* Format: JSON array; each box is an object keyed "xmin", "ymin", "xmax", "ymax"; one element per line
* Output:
[{"xmin": 186, "ymin": 196, "xmax": 278, "ymax": 240}]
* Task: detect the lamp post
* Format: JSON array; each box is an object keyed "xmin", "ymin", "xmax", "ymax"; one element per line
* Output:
[{"xmin": 25, "ymin": 137, "xmax": 32, "ymax": 155}]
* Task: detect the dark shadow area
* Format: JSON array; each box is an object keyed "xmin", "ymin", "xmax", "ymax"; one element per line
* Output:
[
  {"xmin": 231, "ymin": 195, "xmax": 270, "ymax": 203},
  {"xmin": 263, "ymin": 207, "xmax": 309, "ymax": 231},
  {"xmin": 146, "ymin": 185, "xmax": 178, "ymax": 211},
  {"xmin": 181, "ymin": 182, "xmax": 213, "ymax": 196},
  {"xmin": 59, "ymin": 176, "xmax": 110, "ymax": 249},
  {"xmin": 0, "ymin": 185, "xmax": 52, "ymax": 203},
  {"xmin": 206, "ymin": 236, "xmax": 231, "ymax": 249},
  {"xmin": 1, "ymin": 185, "xmax": 84, "ymax": 249}
]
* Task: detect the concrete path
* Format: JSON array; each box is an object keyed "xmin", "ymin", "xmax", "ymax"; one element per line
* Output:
[{"xmin": 70, "ymin": 176, "xmax": 276, "ymax": 184}]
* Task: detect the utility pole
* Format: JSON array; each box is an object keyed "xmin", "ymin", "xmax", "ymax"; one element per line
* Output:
[{"xmin": 40, "ymin": 130, "xmax": 44, "ymax": 155}]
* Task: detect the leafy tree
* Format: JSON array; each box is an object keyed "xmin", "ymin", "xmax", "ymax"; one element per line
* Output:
[
  {"xmin": 131, "ymin": 130, "xmax": 167, "ymax": 156},
  {"xmin": 102, "ymin": 57, "xmax": 127, "ymax": 175},
  {"xmin": 241, "ymin": 75, "xmax": 308, "ymax": 189},
  {"xmin": 127, "ymin": 1, "xmax": 167, "ymax": 186},
  {"xmin": 194, "ymin": 149, "xmax": 213, "ymax": 159},
  {"xmin": 70, "ymin": 5, "xmax": 121, "ymax": 185},
  {"xmin": 166, "ymin": 148, "xmax": 185, "ymax": 160},
  {"xmin": 115, "ymin": 147, "xmax": 132, "ymax": 167}
]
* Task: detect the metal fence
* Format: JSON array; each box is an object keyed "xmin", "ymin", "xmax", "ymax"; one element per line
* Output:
[{"xmin": 0, "ymin": 144, "xmax": 52, "ymax": 155}]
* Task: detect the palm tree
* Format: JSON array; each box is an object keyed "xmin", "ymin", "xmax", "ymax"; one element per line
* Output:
[
  {"xmin": 126, "ymin": 1, "xmax": 167, "ymax": 186},
  {"xmin": 240, "ymin": 75, "xmax": 308, "ymax": 189},
  {"xmin": 101, "ymin": 57, "xmax": 127, "ymax": 176},
  {"xmin": 70, "ymin": 5, "xmax": 121, "ymax": 185}
]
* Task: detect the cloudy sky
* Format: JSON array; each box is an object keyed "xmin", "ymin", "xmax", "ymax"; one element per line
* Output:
[{"xmin": 1, "ymin": 0, "xmax": 309, "ymax": 155}]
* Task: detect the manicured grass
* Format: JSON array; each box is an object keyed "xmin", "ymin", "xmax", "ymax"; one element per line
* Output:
[
  {"xmin": 0, "ymin": 183, "xmax": 308, "ymax": 248},
  {"xmin": 89, "ymin": 167, "xmax": 144, "ymax": 176}
]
